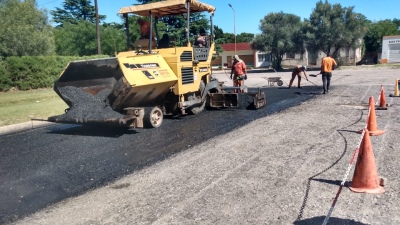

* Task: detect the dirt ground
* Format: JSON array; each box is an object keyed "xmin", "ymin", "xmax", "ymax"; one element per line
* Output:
[{"xmin": 10, "ymin": 66, "xmax": 400, "ymax": 225}]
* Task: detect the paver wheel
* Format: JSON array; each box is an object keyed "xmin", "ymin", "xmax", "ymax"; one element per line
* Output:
[
  {"xmin": 188, "ymin": 80, "xmax": 206, "ymax": 115},
  {"xmin": 143, "ymin": 106, "xmax": 163, "ymax": 128},
  {"xmin": 189, "ymin": 101, "xmax": 206, "ymax": 115}
]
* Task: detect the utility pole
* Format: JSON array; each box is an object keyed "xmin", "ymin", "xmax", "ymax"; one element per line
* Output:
[
  {"xmin": 228, "ymin": 3, "xmax": 236, "ymax": 55},
  {"xmin": 94, "ymin": 0, "xmax": 101, "ymax": 55}
]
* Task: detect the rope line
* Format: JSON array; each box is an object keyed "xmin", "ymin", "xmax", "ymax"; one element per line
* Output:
[{"xmin": 321, "ymin": 105, "xmax": 371, "ymax": 225}]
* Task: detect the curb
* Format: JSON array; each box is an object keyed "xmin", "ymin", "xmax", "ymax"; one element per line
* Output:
[{"xmin": 0, "ymin": 121, "xmax": 54, "ymax": 135}]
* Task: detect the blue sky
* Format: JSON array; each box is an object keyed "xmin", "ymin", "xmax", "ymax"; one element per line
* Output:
[{"xmin": 37, "ymin": 0, "xmax": 400, "ymax": 34}]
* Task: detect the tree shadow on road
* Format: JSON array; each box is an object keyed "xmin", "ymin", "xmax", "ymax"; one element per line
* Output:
[{"xmin": 294, "ymin": 216, "xmax": 368, "ymax": 225}]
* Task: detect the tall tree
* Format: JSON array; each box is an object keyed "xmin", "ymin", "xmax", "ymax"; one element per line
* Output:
[
  {"xmin": 54, "ymin": 21, "xmax": 125, "ymax": 56},
  {"xmin": 157, "ymin": 11, "xmax": 209, "ymax": 46},
  {"xmin": 305, "ymin": 0, "xmax": 367, "ymax": 57},
  {"xmin": 0, "ymin": 0, "xmax": 55, "ymax": 57},
  {"xmin": 237, "ymin": 33, "xmax": 254, "ymax": 43},
  {"xmin": 51, "ymin": 0, "xmax": 106, "ymax": 26},
  {"xmin": 215, "ymin": 33, "xmax": 235, "ymax": 44},
  {"xmin": 364, "ymin": 19, "xmax": 400, "ymax": 52},
  {"xmin": 133, "ymin": 0, "xmax": 210, "ymax": 46},
  {"xmin": 251, "ymin": 12, "xmax": 304, "ymax": 70},
  {"xmin": 99, "ymin": 24, "xmax": 129, "ymax": 55},
  {"xmin": 214, "ymin": 25, "xmax": 224, "ymax": 40}
]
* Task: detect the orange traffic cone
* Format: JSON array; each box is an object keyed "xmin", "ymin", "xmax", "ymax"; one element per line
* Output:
[
  {"xmin": 376, "ymin": 85, "xmax": 388, "ymax": 110},
  {"xmin": 389, "ymin": 79, "xmax": 399, "ymax": 97},
  {"xmin": 358, "ymin": 96, "xmax": 385, "ymax": 136},
  {"xmin": 349, "ymin": 129, "xmax": 385, "ymax": 193}
]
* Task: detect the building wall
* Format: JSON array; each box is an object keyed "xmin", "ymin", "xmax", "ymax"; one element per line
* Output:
[
  {"xmin": 212, "ymin": 50, "xmax": 254, "ymax": 68},
  {"xmin": 311, "ymin": 46, "xmax": 362, "ymax": 66},
  {"xmin": 217, "ymin": 51, "xmax": 272, "ymax": 68},
  {"xmin": 211, "ymin": 56, "xmax": 222, "ymax": 67},
  {"xmin": 281, "ymin": 53, "xmax": 306, "ymax": 67},
  {"xmin": 255, "ymin": 52, "xmax": 271, "ymax": 68},
  {"xmin": 381, "ymin": 36, "xmax": 400, "ymax": 63},
  {"xmin": 335, "ymin": 47, "xmax": 362, "ymax": 65},
  {"xmin": 308, "ymin": 51, "xmax": 318, "ymax": 65},
  {"xmin": 212, "ymin": 45, "xmax": 362, "ymax": 69}
]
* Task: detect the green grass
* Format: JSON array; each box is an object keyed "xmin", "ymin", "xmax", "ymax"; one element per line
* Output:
[{"xmin": 0, "ymin": 89, "xmax": 68, "ymax": 127}]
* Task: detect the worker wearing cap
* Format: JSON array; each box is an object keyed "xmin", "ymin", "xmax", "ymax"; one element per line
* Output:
[
  {"xmin": 230, "ymin": 55, "xmax": 247, "ymax": 93},
  {"xmin": 195, "ymin": 28, "xmax": 207, "ymax": 47},
  {"xmin": 289, "ymin": 65, "xmax": 308, "ymax": 89},
  {"xmin": 320, "ymin": 53, "xmax": 337, "ymax": 94}
]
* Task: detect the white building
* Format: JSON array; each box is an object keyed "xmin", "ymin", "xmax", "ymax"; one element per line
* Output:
[{"xmin": 381, "ymin": 35, "xmax": 400, "ymax": 64}]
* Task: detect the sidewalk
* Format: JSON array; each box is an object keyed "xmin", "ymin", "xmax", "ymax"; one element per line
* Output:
[{"xmin": 0, "ymin": 120, "xmax": 53, "ymax": 135}]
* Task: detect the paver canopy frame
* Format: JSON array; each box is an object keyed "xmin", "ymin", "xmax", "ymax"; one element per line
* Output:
[{"xmin": 118, "ymin": 0, "xmax": 216, "ymax": 17}]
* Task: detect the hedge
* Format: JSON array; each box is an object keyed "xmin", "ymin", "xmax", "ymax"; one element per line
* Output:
[{"xmin": 0, "ymin": 55, "xmax": 110, "ymax": 91}]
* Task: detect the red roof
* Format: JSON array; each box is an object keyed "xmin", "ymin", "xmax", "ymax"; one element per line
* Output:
[{"xmin": 219, "ymin": 42, "xmax": 252, "ymax": 51}]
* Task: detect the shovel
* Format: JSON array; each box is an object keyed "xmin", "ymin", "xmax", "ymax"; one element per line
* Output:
[{"xmin": 309, "ymin": 73, "xmax": 321, "ymax": 77}]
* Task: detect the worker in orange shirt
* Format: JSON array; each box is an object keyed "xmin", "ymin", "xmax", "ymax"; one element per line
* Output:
[
  {"xmin": 138, "ymin": 18, "xmax": 154, "ymax": 39},
  {"xmin": 230, "ymin": 55, "xmax": 247, "ymax": 93},
  {"xmin": 289, "ymin": 65, "xmax": 308, "ymax": 89},
  {"xmin": 138, "ymin": 18, "xmax": 156, "ymax": 48},
  {"xmin": 320, "ymin": 53, "xmax": 337, "ymax": 94}
]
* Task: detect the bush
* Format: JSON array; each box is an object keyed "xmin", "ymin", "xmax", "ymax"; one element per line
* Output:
[
  {"xmin": 0, "ymin": 61, "xmax": 12, "ymax": 91},
  {"xmin": 0, "ymin": 55, "xmax": 110, "ymax": 91}
]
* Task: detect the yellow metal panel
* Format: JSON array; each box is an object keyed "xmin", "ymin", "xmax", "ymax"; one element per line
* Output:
[
  {"xmin": 117, "ymin": 54, "xmax": 178, "ymax": 87},
  {"xmin": 171, "ymin": 62, "xmax": 211, "ymax": 96},
  {"xmin": 113, "ymin": 54, "xmax": 179, "ymax": 108},
  {"xmin": 156, "ymin": 48, "xmax": 179, "ymax": 64}
]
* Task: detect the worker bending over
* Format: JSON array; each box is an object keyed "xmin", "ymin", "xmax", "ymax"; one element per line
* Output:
[{"xmin": 289, "ymin": 65, "xmax": 308, "ymax": 89}]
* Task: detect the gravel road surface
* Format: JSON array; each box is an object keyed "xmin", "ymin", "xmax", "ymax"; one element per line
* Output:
[{"xmin": 1, "ymin": 66, "xmax": 400, "ymax": 225}]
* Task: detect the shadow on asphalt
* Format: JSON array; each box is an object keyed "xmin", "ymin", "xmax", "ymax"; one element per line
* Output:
[
  {"xmin": 48, "ymin": 125, "xmax": 138, "ymax": 137},
  {"xmin": 337, "ymin": 129, "xmax": 361, "ymax": 134},
  {"xmin": 311, "ymin": 178, "xmax": 342, "ymax": 186},
  {"xmin": 294, "ymin": 216, "xmax": 368, "ymax": 225}
]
